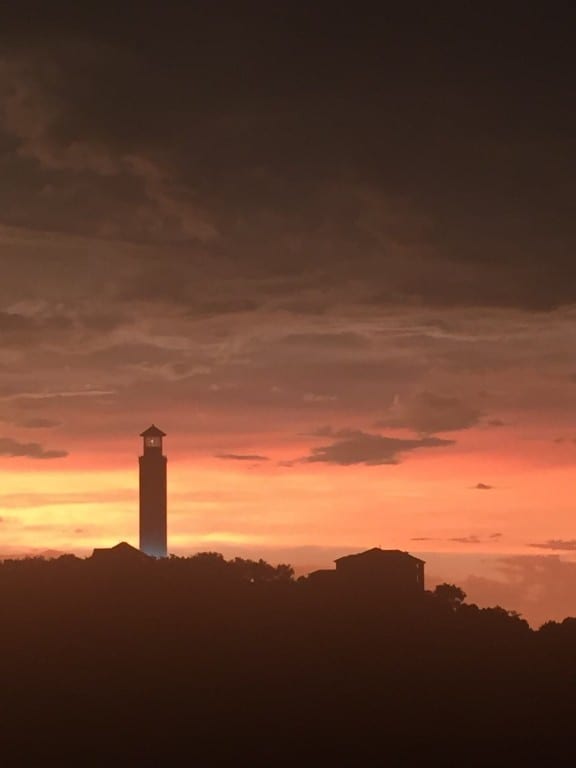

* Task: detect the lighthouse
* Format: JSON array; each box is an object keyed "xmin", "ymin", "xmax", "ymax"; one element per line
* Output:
[{"xmin": 139, "ymin": 425, "xmax": 168, "ymax": 558}]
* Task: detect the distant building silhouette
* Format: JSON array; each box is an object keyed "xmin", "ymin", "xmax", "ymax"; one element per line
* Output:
[
  {"xmin": 91, "ymin": 541, "xmax": 151, "ymax": 562},
  {"xmin": 139, "ymin": 425, "xmax": 168, "ymax": 558},
  {"xmin": 308, "ymin": 548, "xmax": 425, "ymax": 594}
]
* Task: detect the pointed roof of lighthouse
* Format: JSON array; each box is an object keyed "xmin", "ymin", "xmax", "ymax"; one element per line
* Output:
[{"xmin": 140, "ymin": 424, "xmax": 166, "ymax": 437}]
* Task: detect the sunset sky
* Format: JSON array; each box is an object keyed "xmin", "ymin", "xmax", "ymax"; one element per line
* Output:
[{"xmin": 1, "ymin": 6, "xmax": 575, "ymax": 623}]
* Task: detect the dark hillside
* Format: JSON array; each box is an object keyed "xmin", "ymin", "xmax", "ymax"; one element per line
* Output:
[{"xmin": 0, "ymin": 553, "xmax": 574, "ymax": 766}]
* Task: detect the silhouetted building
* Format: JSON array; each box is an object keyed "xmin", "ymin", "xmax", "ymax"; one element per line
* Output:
[
  {"xmin": 305, "ymin": 569, "xmax": 336, "ymax": 586},
  {"xmin": 308, "ymin": 548, "xmax": 425, "ymax": 594},
  {"xmin": 139, "ymin": 425, "xmax": 168, "ymax": 558},
  {"xmin": 91, "ymin": 541, "xmax": 151, "ymax": 562},
  {"xmin": 336, "ymin": 548, "xmax": 424, "ymax": 591}
]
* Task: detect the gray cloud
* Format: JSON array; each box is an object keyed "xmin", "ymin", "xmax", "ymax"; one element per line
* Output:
[
  {"xmin": 82, "ymin": 343, "xmax": 181, "ymax": 369},
  {"xmin": 0, "ymin": 311, "xmax": 36, "ymax": 331},
  {"xmin": 301, "ymin": 429, "xmax": 453, "ymax": 466},
  {"xmin": 0, "ymin": 413, "xmax": 62, "ymax": 429},
  {"xmin": 529, "ymin": 540, "xmax": 576, "ymax": 552},
  {"xmin": 448, "ymin": 533, "xmax": 502, "ymax": 544},
  {"xmin": 0, "ymin": 437, "xmax": 68, "ymax": 459},
  {"xmin": 449, "ymin": 535, "xmax": 482, "ymax": 545},
  {"xmin": 0, "ymin": 310, "xmax": 75, "ymax": 347},
  {"xmin": 215, "ymin": 453, "xmax": 269, "ymax": 462},
  {"xmin": 474, "ymin": 483, "xmax": 493, "ymax": 490},
  {"xmin": 377, "ymin": 391, "xmax": 482, "ymax": 434},
  {"xmin": 18, "ymin": 417, "xmax": 61, "ymax": 429}
]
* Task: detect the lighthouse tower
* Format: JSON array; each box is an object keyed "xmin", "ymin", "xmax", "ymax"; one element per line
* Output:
[{"xmin": 139, "ymin": 425, "xmax": 168, "ymax": 558}]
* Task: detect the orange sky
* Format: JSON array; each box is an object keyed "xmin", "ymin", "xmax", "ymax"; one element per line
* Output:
[
  {"xmin": 6, "ymin": 416, "xmax": 576, "ymax": 629},
  {"xmin": 2, "ymin": 301, "xmax": 576, "ymax": 620},
  {"xmin": 2, "ymin": 417, "xmax": 575, "ymax": 560}
]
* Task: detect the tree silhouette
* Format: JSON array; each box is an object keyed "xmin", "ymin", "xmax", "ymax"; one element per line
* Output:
[
  {"xmin": 0, "ymin": 550, "xmax": 574, "ymax": 764},
  {"xmin": 433, "ymin": 582, "xmax": 466, "ymax": 608}
]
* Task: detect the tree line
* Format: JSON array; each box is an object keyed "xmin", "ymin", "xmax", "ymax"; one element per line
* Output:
[{"xmin": 0, "ymin": 551, "xmax": 575, "ymax": 765}]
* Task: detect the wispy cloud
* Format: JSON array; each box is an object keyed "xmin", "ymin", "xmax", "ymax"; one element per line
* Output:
[
  {"xmin": 215, "ymin": 453, "xmax": 269, "ymax": 462},
  {"xmin": 0, "ymin": 389, "xmax": 114, "ymax": 402}
]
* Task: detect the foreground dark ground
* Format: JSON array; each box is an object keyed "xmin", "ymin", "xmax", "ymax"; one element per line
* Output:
[{"xmin": 1, "ymin": 552, "xmax": 575, "ymax": 766}]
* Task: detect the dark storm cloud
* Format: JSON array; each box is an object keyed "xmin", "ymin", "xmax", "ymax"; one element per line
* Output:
[
  {"xmin": 215, "ymin": 453, "xmax": 269, "ymax": 462},
  {"xmin": 529, "ymin": 540, "xmax": 576, "ymax": 552},
  {"xmin": 368, "ymin": 258, "xmax": 576, "ymax": 313},
  {"xmin": 121, "ymin": 267, "xmax": 263, "ymax": 315},
  {"xmin": 0, "ymin": 6, "xmax": 574, "ymax": 468},
  {"xmin": 0, "ymin": 310, "xmax": 72, "ymax": 334},
  {"xmin": 301, "ymin": 429, "xmax": 453, "ymax": 466},
  {"xmin": 377, "ymin": 392, "xmax": 482, "ymax": 434},
  {"xmin": 0, "ymin": 7, "xmax": 574, "ymax": 311},
  {"xmin": 0, "ymin": 436, "xmax": 67, "ymax": 459},
  {"xmin": 0, "ymin": 306, "xmax": 126, "ymax": 349}
]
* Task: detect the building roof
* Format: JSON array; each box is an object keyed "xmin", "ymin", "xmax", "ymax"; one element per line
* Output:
[
  {"xmin": 91, "ymin": 541, "xmax": 151, "ymax": 560},
  {"xmin": 335, "ymin": 547, "xmax": 425, "ymax": 564},
  {"xmin": 140, "ymin": 424, "xmax": 166, "ymax": 437},
  {"xmin": 307, "ymin": 568, "xmax": 337, "ymax": 579}
]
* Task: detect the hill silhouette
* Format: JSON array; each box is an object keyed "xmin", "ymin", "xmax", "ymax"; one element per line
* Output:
[{"xmin": 0, "ymin": 549, "xmax": 575, "ymax": 766}]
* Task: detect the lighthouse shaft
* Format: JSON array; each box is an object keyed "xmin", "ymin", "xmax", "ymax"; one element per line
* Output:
[{"xmin": 139, "ymin": 427, "xmax": 168, "ymax": 558}]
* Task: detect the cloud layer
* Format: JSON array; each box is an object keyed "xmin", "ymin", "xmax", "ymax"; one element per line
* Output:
[
  {"xmin": 377, "ymin": 392, "xmax": 483, "ymax": 434},
  {"xmin": 0, "ymin": 8, "xmax": 574, "ymax": 563},
  {"xmin": 0, "ymin": 437, "xmax": 67, "ymax": 459},
  {"xmin": 302, "ymin": 429, "xmax": 454, "ymax": 466}
]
